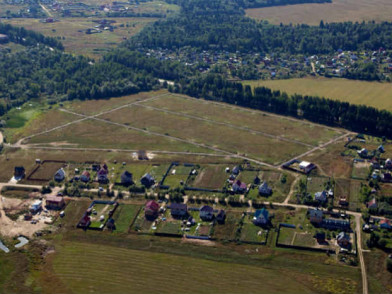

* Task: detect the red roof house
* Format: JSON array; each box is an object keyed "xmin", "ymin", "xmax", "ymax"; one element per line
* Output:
[{"xmin": 145, "ymin": 200, "xmax": 159, "ymax": 219}]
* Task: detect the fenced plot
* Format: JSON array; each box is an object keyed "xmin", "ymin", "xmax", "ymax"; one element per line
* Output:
[
  {"xmin": 213, "ymin": 212, "xmax": 243, "ymax": 241},
  {"xmin": 351, "ymin": 161, "xmax": 370, "ymax": 180},
  {"xmin": 190, "ymin": 165, "xmax": 228, "ymax": 190},
  {"xmin": 27, "ymin": 160, "xmax": 66, "ymax": 182},
  {"xmin": 112, "ymin": 204, "xmax": 141, "ymax": 233},
  {"xmin": 240, "ymin": 223, "xmax": 268, "ymax": 244}
]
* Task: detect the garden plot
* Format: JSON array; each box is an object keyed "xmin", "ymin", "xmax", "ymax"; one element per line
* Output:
[
  {"xmin": 162, "ymin": 164, "xmax": 194, "ymax": 188},
  {"xmin": 240, "ymin": 214, "xmax": 269, "ymax": 244},
  {"xmin": 213, "ymin": 211, "xmax": 243, "ymax": 241},
  {"xmin": 190, "ymin": 165, "xmax": 228, "ymax": 190},
  {"xmin": 112, "ymin": 204, "xmax": 141, "ymax": 233}
]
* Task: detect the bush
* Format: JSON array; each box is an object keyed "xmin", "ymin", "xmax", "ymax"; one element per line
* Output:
[{"xmin": 387, "ymin": 259, "xmax": 392, "ymax": 273}]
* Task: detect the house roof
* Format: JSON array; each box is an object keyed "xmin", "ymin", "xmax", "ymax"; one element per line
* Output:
[
  {"xmin": 309, "ymin": 209, "xmax": 323, "ymax": 218},
  {"xmin": 380, "ymin": 219, "xmax": 391, "ymax": 226},
  {"xmin": 200, "ymin": 205, "xmax": 214, "ymax": 212},
  {"xmin": 255, "ymin": 208, "xmax": 269, "ymax": 219},
  {"xmin": 145, "ymin": 200, "xmax": 159, "ymax": 211},
  {"xmin": 98, "ymin": 168, "xmax": 108, "ymax": 176},
  {"xmin": 368, "ymin": 198, "xmax": 377, "ymax": 207},
  {"xmin": 121, "ymin": 171, "xmax": 132, "ymax": 178},
  {"xmin": 299, "ymin": 161, "xmax": 312, "ymax": 168},
  {"xmin": 55, "ymin": 168, "xmax": 65, "ymax": 177},
  {"xmin": 217, "ymin": 209, "xmax": 226, "ymax": 218},
  {"xmin": 171, "ymin": 203, "xmax": 187, "ymax": 210},
  {"xmin": 337, "ymin": 231, "xmax": 350, "ymax": 241},
  {"xmin": 141, "ymin": 173, "xmax": 154, "ymax": 181},
  {"xmin": 82, "ymin": 171, "xmax": 90, "ymax": 177},
  {"xmin": 259, "ymin": 181, "xmax": 271, "ymax": 191},
  {"xmin": 46, "ymin": 195, "xmax": 64, "ymax": 203}
]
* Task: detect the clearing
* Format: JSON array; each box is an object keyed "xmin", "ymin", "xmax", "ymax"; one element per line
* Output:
[{"xmin": 244, "ymin": 77, "xmax": 392, "ymax": 112}]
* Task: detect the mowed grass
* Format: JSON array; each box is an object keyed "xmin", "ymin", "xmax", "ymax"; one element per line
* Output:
[
  {"xmin": 27, "ymin": 118, "xmax": 216, "ymax": 154},
  {"xmin": 51, "ymin": 241, "xmax": 316, "ymax": 294},
  {"xmin": 100, "ymin": 103, "xmax": 310, "ymax": 164},
  {"xmin": 245, "ymin": 0, "xmax": 392, "ymax": 25},
  {"xmin": 143, "ymin": 94, "xmax": 341, "ymax": 146},
  {"xmin": 243, "ymin": 77, "xmax": 392, "ymax": 112},
  {"xmin": 2, "ymin": 17, "xmax": 157, "ymax": 58}
]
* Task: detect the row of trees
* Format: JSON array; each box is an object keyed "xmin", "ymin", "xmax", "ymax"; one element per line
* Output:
[{"xmin": 175, "ymin": 74, "xmax": 392, "ymax": 138}]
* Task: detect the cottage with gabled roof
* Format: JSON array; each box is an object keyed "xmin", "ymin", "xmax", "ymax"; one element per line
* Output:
[
  {"xmin": 81, "ymin": 171, "xmax": 90, "ymax": 183},
  {"xmin": 170, "ymin": 203, "xmax": 187, "ymax": 218},
  {"xmin": 357, "ymin": 148, "xmax": 368, "ymax": 158},
  {"xmin": 14, "ymin": 166, "xmax": 25, "ymax": 179},
  {"xmin": 200, "ymin": 205, "xmax": 214, "ymax": 221},
  {"xmin": 367, "ymin": 198, "xmax": 377, "ymax": 209},
  {"xmin": 145, "ymin": 200, "xmax": 159, "ymax": 219},
  {"xmin": 309, "ymin": 209, "xmax": 323, "ymax": 224},
  {"xmin": 97, "ymin": 165, "xmax": 109, "ymax": 183},
  {"xmin": 232, "ymin": 180, "xmax": 247, "ymax": 194},
  {"xmin": 253, "ymin": 208, "xmax": 269, "ymax": 226},
  {"xmin": 54, "ymin": 168, "xmax": 65, "ymax": 181},
  {"xmin": 46, "ymin": 195, "xmax": 65, "ymax": 210},
  {"xmin": 315, "ymin": 190, "xmax": 327, "ymax": 202},
  {"xmin": 380, "ymin": 219, "xmax": 392, "ymax": 230},
  {"xmin": 141, "ymin": 173, "xmax": 155, "ymax": 188},
  {"xmin": 216, "ymin": 210, "xmax": 226, "ymax": 224},
  {"xmin": 121, "ymin": 171, "xmax": 133, "ymax": 185},
  {"xmin": 299, "ymin": 161, "xmax": 316, "ymax": 174},
  {"xmin": 337, "ymin": 232, "xmax": 350, "ymax": 247},
  {"xmin": 258, "ymin": 181, "xmax": 272, "ymax": 196}
]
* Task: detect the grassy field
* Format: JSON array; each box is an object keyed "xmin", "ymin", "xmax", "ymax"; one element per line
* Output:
[
  {"xmin": 144, "ymin": 94, "xmax": 341, "ymax": 146},
  {"xmin": 244, "ymin": 77, "xmax": 392, "ymax": 112},
  {"xmin": 245, "ymin": 0, "xmax": 392, "ymax": 25},
  {"xmin": 112, "ymin": 204, "xmax": 141, "ymax": 232},
  {"xmin": 2, "ymin": 17, "xmax": 157, "ymax": 58}
]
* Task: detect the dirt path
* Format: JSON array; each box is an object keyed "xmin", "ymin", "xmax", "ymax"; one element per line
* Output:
[
  {"xmin": 355, "ymin": 214, "xmax": 368, "ymax": 294},
  {"xmin": 283, "ymin": 175, "xmax": 300, "ymax": 204},
  {"xmin": 39, "ymin": 2, "xmax": 53, "ymax": 17},
  {"xmin": 0, "ymin": 131, "xmax": 3, "ymax": 145}
]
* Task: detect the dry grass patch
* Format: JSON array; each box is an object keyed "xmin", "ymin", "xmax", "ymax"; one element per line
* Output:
[
  {"xmin": 245, "ymin": 0, "xmax": 392, "ymax": 25},
  {"xmin": 143, "ymin": 94, "xmax": 341, "ymax": 146},
  {"xmin": 244, "ymin": 77, "xmax": 392, "ymax": 112}
]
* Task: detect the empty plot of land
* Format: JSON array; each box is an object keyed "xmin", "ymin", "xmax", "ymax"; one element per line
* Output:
[
  {"xmin": 2, "ymin": 17, "xmax": 157, "ymax": 58},
  {"xmin": 244, "ymin": 77, "xmax": 392, "ymax": 112},
  {"xmin": 142, "ymin": 94, "xmax": 340, "ymax": 146},
  {"xmin": 27, "ymin": 118, "xmax": 215, "ymax": 154},
  {"xmin": 51, "ymin": 241, "xmax": 316, "ymax": 294},
  {"xmin": 99, "ymin": 105, "xmax": 309, "ymax": 165},
  {"xmin": 245, "ymin": 0, "xmax": 392, "ymax": 25},
  {"xmin": 192, "ymin": 165, "xmax": 228, "ymax": 190}
]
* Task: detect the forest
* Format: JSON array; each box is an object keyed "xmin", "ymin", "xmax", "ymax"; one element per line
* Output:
[{"xmin": 2, "ymin": 0, "xmax": 392, "ymax": 139}]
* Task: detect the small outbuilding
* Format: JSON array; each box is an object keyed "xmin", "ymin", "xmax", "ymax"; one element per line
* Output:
[
  {"xmin": 121, "ymin": 171, "xmax": 133, "ymax": 186},
  {"xmin": 200, "ymin": 205, "xmax": 214, "ymax": 221}
]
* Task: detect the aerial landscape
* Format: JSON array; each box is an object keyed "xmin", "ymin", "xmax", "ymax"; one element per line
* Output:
[{"xmin": 0, "ymin": 0, "xmax": 392, "ymax": 293}]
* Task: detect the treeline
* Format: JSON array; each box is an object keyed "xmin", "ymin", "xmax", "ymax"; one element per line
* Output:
[
  {"xmin": 175, "ymin": 74, "xmax": 392, "ymax": 138},
  {"xmin": 0, "ymin": 23, "xmax": 63, "ymax": 50},
  {"xmin": 235, "ymin": 0, "xmax": 331, "ymax": 9},
  {"xmin": 129, "ymin": 0, "xmax": 392, "ymax": 54}
]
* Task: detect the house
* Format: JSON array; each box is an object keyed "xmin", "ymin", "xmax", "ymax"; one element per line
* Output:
[
  {"xmin": 380, "ymin": 219, "xmax": 392, "ymax": 230},
  {"xmin": 45, "ymin": 195, "xmax": 65, "ymax": 210},
  {"xmin": 299, "ymin": 161, "xmax": 316, "ymax": 174},
  {"xmin": 14, "ymin": 166, "xmax": 25, "ymax": 179},
  {"xmin": 315, "ymin": 232, "xmax": 326, "ymax": 243},
  {"xmin": 385, "ymin": 158, "xmax": 392, "ymax": 169},
  {"xmin": 232, "ymin": 180, "xmax": 247, "ymax": 194},
  {"xmin": 200, "ymin": 205, "xmax": 214, "ymax": 221},
  {"xmin": 337, "ymin": 232, "xmax": 350, "ymax": 247},
  {"xmin": 357, "ymin": 148, "xmax": 368, "ymax": 158},
  {"xmin": 315, "ymin": 191, "xmax": 327, "ymax": 202},
  {"xmin": 378, "ymin": 145, "xmax": 385, "ymax": 153},
  {"xmin": 253, "ymin": 208, "xmax": 269, "ymax": 226},
  {"xmin": 97, "ymin": 165, "xmax": 109, "ymax": 183},
  {"xmin": 322, "ymin": 218, "xmax": 350, "ymax": 231},
  {"xmin": 80, "ymin": 171, "xmax": 90, "ymax": 182},
  {"xmin": 367, "ymin": 198, "xmax": 377, "ymax": 209},
  {"xmin": 232, "ymin": 166, "xmax": 240, "ymax": 175},
  {"xmin": 106, "ymin": 218, "xmax": 115, "ymax": 230},
  {"xmin": 253, "ymin": 176, "xmax": 261, "ymax": 185},
  {"xmin": 30, "ymin": 200, "xmax": 42, "ymax": 213},
  {"xmin": 309, "ymin": 209, "xmax": 323, "ymax": 224},
  {"xmin": 79, "ymin": 213, "xmax": 91, "ymax": 227},
  {"xmin": 258, "ymin": 181, "xmax": 272, "ymax": 196},
  {"xmin": 381, "ymin": 173, "xmax": 392, "ymax": 183},
  {"xmin": 0, "ymin": 34, "xmax": 9, "ymax": 44},
  {"xmin": 216, "ymin": 210, "xmax": 226, "ymax": 224},
  {"xmin": 145, "ymin": 200, "xmax": 159, "ymax": 219},
  {"xmin": 170, "ymin": 203, "xmax": 187, "ymax": 218},
  {"xmin": 121, "ymin": 171, "xmax": 133, "ymax": 185},
  {"xmin": 140, "ymin": 173, "xmax": 155, "ymax": 188},
  {"xmin": 54, "ymin": 168, "xmax": 65, "ymax": 181}
]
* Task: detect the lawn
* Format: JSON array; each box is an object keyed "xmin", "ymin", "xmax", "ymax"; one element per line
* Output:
[
  {"xmin": 349, "ymin": 180, "xmax": 363, "ymax": 212},
  {"xmin": 163, "ymin": 165, "xmax": 193, "ymax": 188},
  {"xmin": 100, "ymin": 104, "xmax": 311, "ymax": 165},
  {"xmin": 143, "ymin": 94, "xmax": 341, "ymax": 146},
  {"xmin": 2, "ymin": 17, "xmax": 158, "ymax": 58},
  {"xmin": 351, "ymin": 161, "xmax": 370, "ymax": 180},
  {"xmin": 306, "ymin": 176, "xmax": 330, "ymax": 195},
  {"xmin": 243, "ymin": 77, "xmax": 392, "ymax": 112},
  {"xmin": 28, "ymin": 161, "xmax": 65, "ymax": 181},
  {"xmin": 245, "ymin": 0, "xmax": 392, "ymax": 25},
  {"xmin": 213, "ymin": 211, "xmax": 243, "ymax": 241},
  {"xmin": 49, "ymin": 241, "xmax": 320, "ymax": 294},
  {"xmin": 112, "ymin": 204, "xmax": 141, "ymax": 233},
  {"xmin": 191, "ymin": 165, "xmax": 228, "ymax": 190},
  {"xmin": 240, "ymin": 222, "xmax": 268, "ymax": 244},
  {"xmin": 27, "ymin": 118, "xmax": 215, "ymax": 154},
  {"xmin": 156, "ymin": 221, "xmax": 182, "ymax": 235}
]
